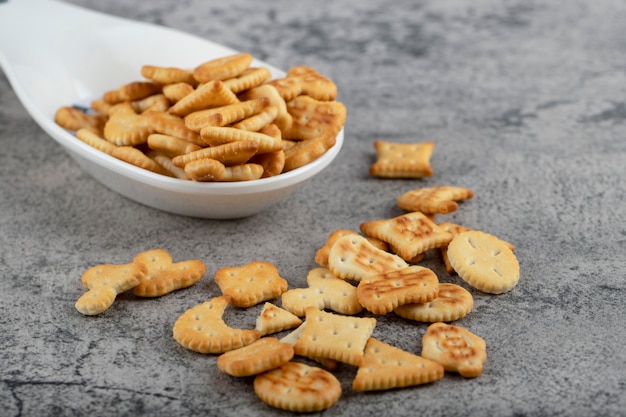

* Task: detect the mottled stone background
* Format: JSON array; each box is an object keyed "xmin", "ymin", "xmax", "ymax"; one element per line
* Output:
[{"xmin": 1, "ymin": 0, "xmax": 624, "ymax": 416}]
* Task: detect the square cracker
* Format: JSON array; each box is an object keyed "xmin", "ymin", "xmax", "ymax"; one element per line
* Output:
[
  {"xmin": 369, "ymin": 140, "xmax": 434, "ymax": 178},
  {"xmin": 294, "ymin": 307, "xmax": 376, "ymax": 366},
  {"xmin": 360, "ymin": 211, "xmax": 453, "ymax": 262}
]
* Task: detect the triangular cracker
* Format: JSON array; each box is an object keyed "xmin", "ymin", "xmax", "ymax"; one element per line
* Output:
[
  {"xmin": 352, "ymin": 337, "xmax": 444, "ymax": 391},
  {"xmin": 255, "ymin": 302, "xmax": 302, "ymax": 336}
]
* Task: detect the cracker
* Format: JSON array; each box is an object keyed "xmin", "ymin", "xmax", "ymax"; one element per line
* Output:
[
  {"xmin": 131, "ymin": 248, "xmax": 206, "ymax": 297},
  {"xmin": 147, "ymin": 133, "xmax": 202, "ymax": 158},
  {"xmin": 223, "ymin": 66, "xmax": 272, "ymax": 94},
  {"xmin": 369, "ymin": 140, "xmax": 435, "ymax": 178},
  {"xmin": 75, "ymin": 262, "xmax": 147, "ymax": 316},
  {"xmin": 172, "ymin": 141, "xmax": 259, "ymax": 168},
  {"xmin": 214, "ymin": 261, "xmax": 288, "ymax": 308},
  {"xmin": 162, "ymin": 82, "xmax": 195, "ymax": 103},
  {"xmin": 253, "ymin": 362, "xmax": 342, "ymax": 412},
  {"xmin": 184, "ymin": 97, "xmax": 270, "ymax": 131},
  {"xmin": 352, "ymin": 337, "xmax": 444, "ymax": 391},
  {"xmin": 360, "ymin": 211, "xmax": 453, "ymax": 262},
  {"xmin": 217, "ymin": 337, "xmax": 294, "ymax": 377},
  {"xmin": 394, "ymin": 283, "xmax": 474, "ymax": 322},
  {"xmin": 193, "ymin": 52, "xmax": 253, "ymax": 83},
  {"xmin": 54, "ymin": 106, "xmax": 107, "ymax": 133},
  {"xmin": 421, "ymin": 322, "xmax": 487, "ymax": 378},
  {"xmin": 327, "ymin": 234, "xmax": 408, "ymax": 282},
  {"xmin": 357, "ymin": 265, "xmax": 440, "ymax": 315},
  {"xmin": 255, "ymin": 302, "xmax": 302, "ymax": 336},
  {"xmin": 75, "ymin": 128, "xmax": 117, "ymax": 155},
  {"xmin": 283, "ymin": 95, "xmax": 346, "ymax": 140},
  {"xmin": 447, "ymin": 231, "xmax": 520, "ymax": 294},
  {"xmin": 283, "ymin": 133, "xmax": 337, "ymax": 172},
  {"xmin": 279, "ymin": 323, "xmax": 339, "ymax": 371},
  {"xmin": 183, "ymin": 158, "xmax": 226, "ymax": 182},
  {"xmin": 397, "ymin": 186, "xmax": 475, "ymax": 214},
  {"xmin": 172, "ymin": 295, "xmax": 261, "ymax": 354},
  {"xmin": 168, "ymin": 80, "xmax": 239, "ymax": 117},
  {"xmin": 145, "ymin": 110, "xmax": 203, "ymax": 146},
  {"xmin": 238, "ymin": 84, "xmax": 293, "ymax": 132},
  {"xmin": 286, "ymin": 65, "xmax": 338, "ymax": 101},
  {"xmin": 200, "ymin": 126, "xmax": 283, "ymax": 153},
  {"xmin": 111, "ymin": 146, "xmax": 173, "ymax": 177},
  {"xmin": 281, "ymin": 267, "xmax": 362, "ymax": 316},
  {"xmin": 315, "ymin": 229, "xmax": 388, "ymax": 268},
  {"xmin": 248, "ymin": 148, "xmax": 285, "ymax": 178},
  {"xmin": 103, "ymin": 81, "xmax": 161, "ymax": 104},
  {"xmin": 294, "ymin": 307, "xmax": 376, "ymax": 366},
  {"xmin": 152, "ymin": 154, "xmax": 189, "ymax": 180},
  {"xmin": 141, "ymin": 64, "xmax": 196, "ymax": 86},
  {"xmin": 232, "ymin": 106, "xmax": 278, "ymax": 132},
  {"xmin": 219, "ymin": 163, "xmax": 265, "ymax": 182},
  {"xmin": 103, "ymin": 104, "xmax": 154, "ymax": 146},
  {"xmin": 129, "ymin": 93, "xmax": 170, "ymax": 113},
  {"xmin": 267, "ymin": 76, "xmax": 303, "ymax": 102}
]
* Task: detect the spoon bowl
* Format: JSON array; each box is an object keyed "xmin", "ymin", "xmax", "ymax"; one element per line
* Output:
[{"xmin": 0, "ymin": 0, "xmax": 344, "ymax": 219}]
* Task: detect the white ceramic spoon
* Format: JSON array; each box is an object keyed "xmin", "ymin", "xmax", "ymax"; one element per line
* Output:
[{"xmin": 0, "ymin": 0, "xmax": 344, "ymax": 219}]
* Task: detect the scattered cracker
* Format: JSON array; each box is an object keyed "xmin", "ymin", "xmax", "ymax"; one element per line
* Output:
[
  {"xmin": 447, "ymin": 231, "xmax": 520, "ymax": 294},
  {"xmin": 357, "ymin": 265, "xmax": 440, "ymax": 315},
  {"xmin": 255, "ymin": 303, "xmax": 302, "ymax": 336},
  {"xmin": 360, "ymin": 211, "xmax": 453, "ymax": 263},
  {"xmin": 394, "ymin": 283, "xmax": 474, "ymax": 322},
  {"xmin": 131, "ymin": 248, "xmax": 206, "ymax": 297},
  {"xmin": 370, "ymin": 140, "xmax": 435, "ymax": 178},
  {"xmin": 421, "ymin": 322, "xmax": 487, "ymax": 378},
  {"xmin": 352, "ymin": 337, "xmax": 444, "ymax": 391},
  {"xmin": 281, "ymin": 267, "xmax": 362, "ymax": 316},
  {"xmin": 172, "ymin": 295, "xmax": 261, "ymax": 354},
  {"xmin": 397, "ymin": 186, "xmax": 475, "ymax": 214},
  {"xmin": 214, "ymin": 261, "xmax": 288, "ymax": 308},
  {"xmin": 75, "ymin": 262, "xmax": 147, "ymax": 316},
  {"xmin": 315, "ymin": 230, "xmax": 388, "ymax": 268},
  {"xmin": 279, "ymin": 323, "xmax": 340, "ymax": 371},
  {"xmin": 294, "ymin": 307, "xmax": 376, "ymax": 366},
  {"xmin": 327, "ymin": 234, "xmax": 408, "ymax": 282},
  {"xmin": 217, "ymin": 337, "xmax": 294, "ymax": 377},
  {"xmin": 253, "ymin": 362, "xmax": 342, "ymax": 413}
]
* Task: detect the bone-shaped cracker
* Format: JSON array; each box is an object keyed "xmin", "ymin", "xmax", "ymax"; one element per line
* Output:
[
  {"xmin": 131, "ymin": 248, "xmax": 206, "ymax": 297},
  {"xmin": 281, "ymin": 267, "xmax": 362, "ymax": 316},
  {"xmin": 75, "ymin": 262, "xmax": 147, "ymax": 316}
]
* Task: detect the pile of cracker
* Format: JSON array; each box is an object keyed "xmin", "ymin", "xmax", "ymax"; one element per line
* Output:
[
  {"xmin": 168, "ymin": 185, "xmax": 517, "ymax": 412},
  {"xmin": 54, "ymin": 52, "xmax": 346, "ymax": 181}
]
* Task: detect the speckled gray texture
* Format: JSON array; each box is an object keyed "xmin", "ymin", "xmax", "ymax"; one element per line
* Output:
[{"xmin": 1, "ymin": 0, "xmax": 625, "ymax": 416}]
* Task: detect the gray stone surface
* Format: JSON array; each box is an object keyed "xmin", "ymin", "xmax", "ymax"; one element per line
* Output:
[{"xmin": 1, "ymin": 0, "xmax": 625, "ymax": 416}]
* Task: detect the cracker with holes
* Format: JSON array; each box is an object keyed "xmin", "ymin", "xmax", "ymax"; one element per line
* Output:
[
  {"xmin": 352, "ymin": 337, "xmax": 444, "ymax": 391},
  {"xmin": 357, "ymin": 265, "xmax": 440, "ymax": 315},
  {"xmin": 360, "ymin": 211, "xmax": 453, "ymax": 262},
  {"xmin": 327, "ymin": 234, "xmax": 408, "ymax": 282},
  {"xmin": 294, "ymin": 307, "xmax": 376, "ymax": 366},
  {"xmin": 421, "ymin": 322, "xmax": 487, "ymax": 378},
  {"xmin": 283, "ymin": 95, "xmax": 346, "ymax": 141},
  {"xmin": 253, "ymin": 361, "xmax": 342, "ymax": 413},
  {"xmin": 315, "ymin": 229, "xmax": 388, "ymax": 268},
  {"xmin": 173, "ymin": 295, "xmax": 261, "ymax": 354},
  {"xmin": 281, "ymin": 267, "xmax": 362, "ymax": 316},
  {"xmin": 397, "ymin": 186, "xmax": 475, "ymax": 214},
  {"xmin": 255, "ymin": 302, "xmax": 302, "ymax": 336},
  {"xmin": 447, "ymin": 230, "xmax": 520, "ymax": 294},
  {"xmin": 214, "ymin": 261, "xmax": 288, "ymax": 308},
  {"xmin": 394, "ymin": 283, "xmax": 474, "ymax": 322},
  {"xmin": 131, "ymin": 248, "xmax": 206, "ymax": 297},
  {"xmin": 217, "ymin": 337, "xmax": 294, "ymax": 377},
  {"xmin": 280, "ymin": 323, "xmax": 339, "ymax": 371},
  {"xmin": 75, "ymin": 262, "xmax": 147, "ymax": 316},
  {"xmin": 370, "ymin": 140, "xmax": 435, "ymax": 178}
]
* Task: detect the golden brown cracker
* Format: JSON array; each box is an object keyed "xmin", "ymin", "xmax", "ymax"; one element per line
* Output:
[
  {"xmin": 217, "ymin": 337, "xmax": 294, "ymax": 377},
  {"xmin": 214, "ymin": 261, "xmax": 288, "ymax": 308},
  {"xmin": 286, "ymin": 65, "xmax": 338, "ymax": 101},
  {"xmin": 168, "ymin": 80, "xmax": 239, "ymax": 117},
  {"xmin": 173, "ymin": 295, "xmax": 261, "ymax": 354},
  {"xmin": 397, "ymin": 186, "xmax": 475, "ymax": 214},
  {"xmin": 283, "ymin": 95, "xmax": 346, "ymax": 140},
  {"xmin": 394, "ymin": 283, "xmax": 474, "ymax": 322},
  {"xmin": 370, "ymin": 140, "xmax": 435, "ymax": 178},
  {"xmin": 193, "ymin": 52, "xmax": 253, "ymax": 83},
  {"xmin": 421, "ymin": 322, "xmax": 487, "ymax": 378},
  {"xmin": 255, "ymin": 303, "xmax": 302, "ymax": 336}
]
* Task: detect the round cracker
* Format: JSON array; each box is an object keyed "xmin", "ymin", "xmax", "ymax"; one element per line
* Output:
[{"xmin": 447, "ymin": 230, "xmax": 520, "ymax": 294}]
